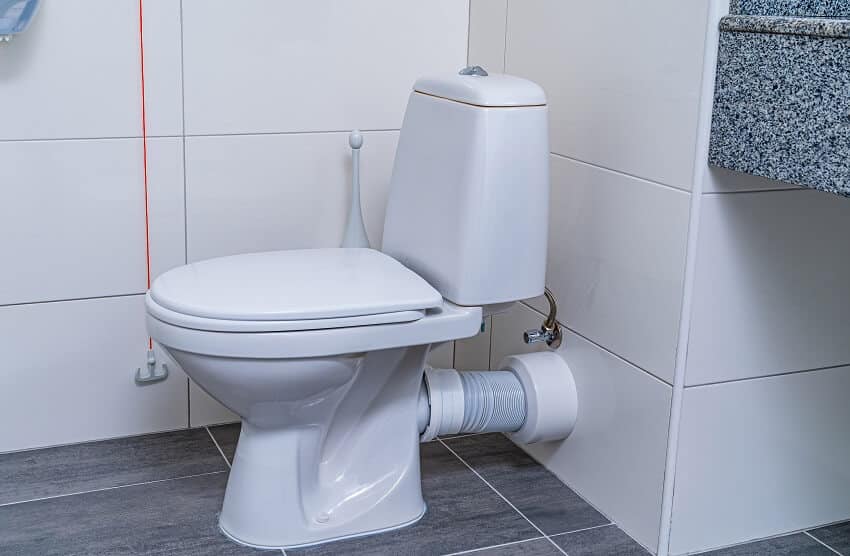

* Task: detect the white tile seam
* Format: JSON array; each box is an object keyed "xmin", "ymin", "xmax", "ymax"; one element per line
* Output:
[
  {"xmin": 548, "ymin": 522, "xmax": 615, "ymax": 539},
  {"xmin": 0, "ymin": 292, "xmax": 146, "ymax": 309},
  {"xmin": 438, "ymin": 439, "xmax": 570, "ymax": 556},
  {"xmin": 441, "ymin": 535, "xmax": 546, "ymax": 556},
  {"xmin": 549, "ymin": 152, "xmax": 693, "ymax": 196},
  {"xmin": 803, "ymin": 531, "xmax": 844, "ymax": 555},
  {"xmin": 0, "ymin": 129, "xmax": 401, "ymax": 144},
  {"xmin": 0, "ymin": 470, "xmax": 227, "ymax": 508},
  {"xmin": 519, "ymin": 301, "xmax": 674, "ymax": 389},
  {"xmin": 656, "ymin": 1, "xmax": 719, "ymax": 554},
  {"xmin": 205, "ymin": 426, "xmax": 231, "ymax": 469},
  {"xmin": 686, "ymin": 362, "xmax": 850, "ymax": 388},
  {"xmin": 502, "ymin": 0, "xmax": 509, "ymax": 73},
  {"xmin": 465, "ymin": 0, "xmax": 472, "ymax": 66}
]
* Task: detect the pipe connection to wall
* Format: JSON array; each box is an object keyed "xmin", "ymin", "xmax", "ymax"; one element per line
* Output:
[{"xmin": 418, "ymin": 351, "xmax": 577, "ymax": 444}]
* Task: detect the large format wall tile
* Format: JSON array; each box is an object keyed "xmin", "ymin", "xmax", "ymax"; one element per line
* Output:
[
  {"xmin": 505, "ymin": 0, "xmax": 709, "ymax": 190},
  {"xmin": 531, "ymin": 155, "xmax": 690, "ymax": 383},
  {"xmin": 0, "ymin": 0, "xmax": 182, "ymax": 140},
  {"xmin": 0, "ymin": 138, "xmax": 184, "ymax": 305},
  {"xmin": 0, "ymin": 296, "xmax": 188, "ymax": 453},
  {"xmin": 185, "ymin": 131, "xmax": 398, "ymax": 262},
  {"xmin": 468, "ymin": 0, "xmax": 507, "ymax": 72},
  {"xmin": 671, "ymin": 366, "xmax": 850, "ymax": 554},
  {"xmin": 686, "ymin": 190, "xmax": 850, "ymax": 385},
  {"xmin": 181, "ymin": 0, "xmax": 468, "ymax": 135},
  {"xmin": 491, "ymin": 303, "xmax": 672, "ymax": 551}
]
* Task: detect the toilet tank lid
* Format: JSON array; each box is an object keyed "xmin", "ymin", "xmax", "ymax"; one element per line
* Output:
[{"xmin": 413, "ymin": 72, "xmax": 546, "ymax": 107}]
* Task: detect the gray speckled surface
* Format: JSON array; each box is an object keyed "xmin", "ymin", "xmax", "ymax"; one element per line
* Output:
[
  {"xmin": 709, "ymin": 24, "xmax": 850, "ymax": 197},
  {"xmin": 731, "ymin": 0, "xmax": 850, "ymax": 18},
  {"xmin": 721, "ymin": 14, "xmax": 850, "ymax": 37}
]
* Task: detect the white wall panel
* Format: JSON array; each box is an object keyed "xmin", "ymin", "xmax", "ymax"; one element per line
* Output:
[
  {"xmin": 0, "ymin": 138, "xmax": 183, "ymax": 305},
  {"xmin": 181, "ymin": 0, "xmax": 468, "ymax": 135},
  {"xmin": 671, "ymin": 366, "xmax": 850, "ymax": 554},
  {"xmin": 468, "ymin": 0, "xmax": 507, "ymax": 72},
  {"xmin": 505, "ymin": 0, "xmax": 709, "ymax": 190},
  {"xmin": 539, "ymin": 155, "xmax": 690, "ymax": 383},
  {"xmin": 687, "ymin": 190, "xmax": 850, "ymax": 385},
  {"xmin": 185, "ymin": 131, "xmax": 398, "ymax": 262},
  {"xmin": 0, "ymin": 296, "xmax": 188, "ymax": 453},
  {"xmin": 492, "ymin": 303, "xmax": 671, "ymax": 551},
  {"xmin": 0, "ymin": 0, "xmax": 138, "ymax": 140}
]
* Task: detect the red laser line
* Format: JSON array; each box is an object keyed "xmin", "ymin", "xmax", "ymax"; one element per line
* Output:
[{"xmin": 138, "ymin": 0, "xmax": 153, "ymax": 350}]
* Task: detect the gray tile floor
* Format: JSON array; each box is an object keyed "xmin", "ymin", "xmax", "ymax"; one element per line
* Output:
[{"xmin": 0, "ymin": 427, "xmax": 846, "ymax": 556}]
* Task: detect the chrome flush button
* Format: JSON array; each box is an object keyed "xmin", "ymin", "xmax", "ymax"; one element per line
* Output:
[{"xmin": 459, "ymin": 65, "xmax": 488, "ymax": 77}]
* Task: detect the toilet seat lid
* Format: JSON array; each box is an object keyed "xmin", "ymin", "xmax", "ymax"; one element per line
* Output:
[{"xmin": 149, "ymin": 248, "xmax": 443, "ymax": 322}]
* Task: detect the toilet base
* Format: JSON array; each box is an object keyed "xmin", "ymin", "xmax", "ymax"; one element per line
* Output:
[{"xmin": 219, "ymin": 503, "xmax": 427, "ymax": 550}]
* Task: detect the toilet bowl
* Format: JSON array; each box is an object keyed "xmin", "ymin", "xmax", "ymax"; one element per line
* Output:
[
  {"xmin": 147, "ymin": 69, "xmax": 551, "ymax": 549},
  {"xmin": 146, "ymin": 248, "xmax": 482, "ymax": 548}
]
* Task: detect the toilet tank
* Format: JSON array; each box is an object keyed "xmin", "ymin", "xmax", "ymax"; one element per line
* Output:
[{"xmin": 382, "ymin": 70, "xmax": 549, "ymax": 307}]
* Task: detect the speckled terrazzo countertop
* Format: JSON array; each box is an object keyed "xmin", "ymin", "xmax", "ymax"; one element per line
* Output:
[
  {"xmin": 708, "ymin": 3, "xmax": 850, "ymax": 197},
  {"xmin": 731, "ymin": 0, "xmax": 850, "ymax": 18}
]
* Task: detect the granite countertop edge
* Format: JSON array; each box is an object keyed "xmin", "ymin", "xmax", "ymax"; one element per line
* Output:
[{"xmin": 720, "ymin": 14, "xmax": 850, "ymax": 38}]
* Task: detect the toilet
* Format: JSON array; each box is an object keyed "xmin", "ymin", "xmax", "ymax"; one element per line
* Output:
[{"xmin": 145, "ymin": 69, "xmax": 552, "ymax": 549}]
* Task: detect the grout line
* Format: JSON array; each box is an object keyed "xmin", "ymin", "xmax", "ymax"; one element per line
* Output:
[
  {"xmin": 519, "ymin": 301, "xmax": 674, "ymax": 388},
  {"xmin": 549, "ymin": 152, "xmax": 693, "ymax": 195},
  {"xmin": 703, "ymin": 186, "xmax": 802, "ymax": 195},
  {"xmin": 804, "ymin": 532, "xmax": 844, "ymax": 556},
  {"xmin": 281, "ymin": 549, "xmax": 288, "ymax": 556},
  {"xmin": 441, "ymin": 536, "xmax": 547, "ymax": 556},
  {"xmin": 206, "ymin": 426, "xmax": 231, "ymax": 469},
  {"xmin": 465, "ymin": 0, "xmax": 471, "ymax": 65},
  {"xmin": 686, "ymin": 363, "xmax": 850, "ymax": 387},
  {"xmin": 178, "ymin": 0, "xmax": 188, "ymax": 267},
  {"xmin": 548, "ymin": 522, "xmax": 615, "ymax": 539},
  {"xmin": 438, "ymin": 439, "xmax": 569, "ymax": 556},
  {"xmin": 502, "ymin": 0, "xmax": 509, "ymax": 72},
  {"xmin": 0, "ymin": 129, "xmax": 400, "ymax": 144},
  {"xmin": 0, "ymin": 292, "xmax": 145, "ymax": 309},
  {"xmin": 0, "ymin": 470, "xmax": 227, "ymax": 508}
]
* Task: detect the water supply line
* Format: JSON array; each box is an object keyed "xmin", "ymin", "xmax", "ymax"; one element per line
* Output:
[{"xmin": 523, "ymin": 287, "xmax": 562, "ymax": 348}]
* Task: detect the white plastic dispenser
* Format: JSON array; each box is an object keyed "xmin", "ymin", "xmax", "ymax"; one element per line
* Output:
[{"xmin": 0, "ymin": 0, "xmax": 40, "ymax": 42}]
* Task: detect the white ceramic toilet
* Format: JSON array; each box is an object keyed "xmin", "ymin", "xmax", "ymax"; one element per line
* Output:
[{"xmin": 145, "ymin": 69, "xmax": 550, "ymax": 549}]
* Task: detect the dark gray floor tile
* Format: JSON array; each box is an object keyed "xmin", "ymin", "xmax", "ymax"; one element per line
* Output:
[
  {"xmin": 443, "ymin": 434, "xmax": 609, "ymax": 535},
  {"xmin": 0, "ymin": 429, "xmax": 227, "ymax": 505},
  {"xmin": 701, "ymin": 533, "xmax": 834, "ymax": 555},
  {"xmin": 809, "ymin": 521, "xmax": 850, "ymax": 554},
  {"xmin": 289, "ymin": 441, "xmax": 539, "ymax": 556},
  {"xmin": 0, "ymin": 472, "xmax": 268, "ymax": 555},
  {"xmin": 209, "ymin": 423, "xmax": 241, "ymax": 463},
  {"xmin": 469, "ymin": 538, "xmax": 561, "ymax": 555},
  {"xmin": 551, "ymin": 525, "xmax": 649, "ymax": 555}
]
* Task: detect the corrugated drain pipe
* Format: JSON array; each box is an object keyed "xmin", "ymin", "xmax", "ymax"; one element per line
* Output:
[{"xmin": 418, "ymin": 352, "xmax": 578, "ymax": 445}]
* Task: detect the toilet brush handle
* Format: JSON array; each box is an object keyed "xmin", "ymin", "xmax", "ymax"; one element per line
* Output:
[{"xmin": 341, "ymin": 130, "xmax": 371, "ymax": 248}]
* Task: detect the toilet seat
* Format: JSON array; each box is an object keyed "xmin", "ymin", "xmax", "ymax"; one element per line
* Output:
[{"xmin": 148, "ymin": 248, "xmax": 442, "ymax": 333}]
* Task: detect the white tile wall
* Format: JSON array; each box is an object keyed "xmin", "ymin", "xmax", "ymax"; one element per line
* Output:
[
  {"xmin": 468, "ymin": 0, "xmax": 507, "ymax": 72},
  {"xmin": 492, "ymin": 303, "xmax": 672, "ymax": 551},
  {"xmin": 0, "ymin": 138, "xmax": 184, "ymax": 305},
  {"xmin": 2, "ymin": 2, "xmax": 471, "ymax": 445},
  {"xmin": 535, "ymin": 155, "xmax": 690, "ymax": 383},
  {"xmin": 141, "ymin": 0, "xmax": 184, "ymax": 137},
  {"xmin": 454, "ymin": 316, "xmax": 492, "ymax": 370},
  {"xmin": 181, "ymin": 0, "xmax": 469, "ymax": 135},
  {"xmin": 670, "ymin": 365, "xmax": 850, "ymax": 554},
  {"xmin": 504, "ymin": 0, "xmax": 710, "ymax": 190},
  {"xmin": 189, "ymin": 380, "xmax": 238, "ymax": 428},
  {"xmin": 0, "ymin": 1, "xmax": 141, "ymax": 140},
  {"xmin": 0, "ymin": 296, "xmax": 188, "ymax": 453},
  {"xmin": 185, "ymin": 131, "xmax": 399, "ymax": 262},
  {"xmin": 686, "ymin": 190, "xmax": 850, "ymax": 385}
]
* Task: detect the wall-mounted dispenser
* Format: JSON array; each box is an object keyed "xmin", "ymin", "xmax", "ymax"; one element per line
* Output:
[{"xmin": 0, "ymin": 0, "xmax": 39, "ymax": 42}]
